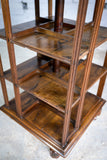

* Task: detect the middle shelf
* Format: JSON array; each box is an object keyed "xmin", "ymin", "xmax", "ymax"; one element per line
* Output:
[
  {"xmin": 12, "ymin": 24, "xmax": 107, "ymax": 64},
  {"xmin": 4, "ymin": 56, "xmax": 107, "ymax": 114}
]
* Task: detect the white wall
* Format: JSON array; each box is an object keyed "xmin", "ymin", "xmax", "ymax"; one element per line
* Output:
[{"xmin": 0, "ymin": 0, "xmax": 107, "ymax": 28}]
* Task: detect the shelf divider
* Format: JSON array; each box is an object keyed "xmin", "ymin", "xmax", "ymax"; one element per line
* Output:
[
  {"xmin": 62, "ymin": 0, "xmax": 89, "ymax": 147},
  {"xmin": 75, "ymin": 0, "xmax": 105, "ymax": 129},
  {"xmin": 1, "ymin": 0, "xmax": 22, "ymax": 117}
]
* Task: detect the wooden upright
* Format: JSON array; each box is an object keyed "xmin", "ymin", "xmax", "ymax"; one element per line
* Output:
[{"xmin": 0, "ymin": 0, "xmax": 107, "ymax": 158}]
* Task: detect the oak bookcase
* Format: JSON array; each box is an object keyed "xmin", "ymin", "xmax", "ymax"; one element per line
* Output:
[{"xmin": 0, "ymin": 0, "xmax": 107, "ymax": 158}]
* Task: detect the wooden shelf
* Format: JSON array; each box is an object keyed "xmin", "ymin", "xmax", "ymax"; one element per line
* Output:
[
  {"xmin": 8, "ymin": 92, "xmax": 38, "ymax": 115},
  {"xmin": 4, "ymin": 56, "xmax": 50, "ymax": 83},
  {"xmin": 39, "ymin": 21, "xmax": 75, "ymax": 33},
  {"xmin": 1, "ymin": 0, "xmax": 107, "ymax": 158},
  {"xmin": 4, "ymin": 57, "xmax": 107, "ymax": 114},
  {"xmin": 0, "ymin": 17, "xmax": 76, "ymax": 40},
  {"xmin": 12, "ymin": 25, "xmax": 107, "ymax": 64},
  {"xmin": 4, "ymin": 58, "xmax": 79, "ymax": 113},
  {"xmin": 19, "ymin": 70, "xmax": 80, "ymax": 113},
  {"xmin": 0, "ymin": 91, "xmax": 105, "ymax": 157},
  {"xmin": 66, "ymin": 24, "xmax": 107, "ymax": 50},
  {"xmin": 62, "ymin": 60, "xmax": 107, "ymax": 90},
  {"xmin": 0, "ymin": 17, "xmax": 53, "ymax": 40}
]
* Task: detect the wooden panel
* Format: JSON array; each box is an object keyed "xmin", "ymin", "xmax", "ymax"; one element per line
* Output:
[
  {"xmin": 0, "ymin": 92, "xmax": 105, "ymax": 157},
  {"xmin": 40, "ymin": 22, "xmax": 75, "ymax": 33},
  {"xmin": 1, "ymin": 91, "xmax": 74, "ymax": 144},
  {"xmin": 0, "ymin": 20, "xmax": 36, "ymax": 39},
  {"xmin": 25, "ymin": 102, "xmax": 74, "ymax": 143},
  {"xmin": 0, "ymin": 18, "xmax": 76, "ymax": 40},
  {"xmin": 4, "ymin": 56, "xmax": 49, "ymax": 83},
  {"xmin": 13, "ymin": 25, "xmax": 107, "ymax": 64},
  {"xmin": 67, "ymin": 25, "xmax": 107, "ymax": 52},
  {"xmin": 4, "ymin": 56, "xmax": 70, "ymax": 84},
  {"xmin": 20, "ymin": 70, "xmax": 80, "ymax": 113},
  {"xmin": 62, "ymin": 60, "xmax": 107, "ymax": 90},
  {"xmin": 71, "ymin": 92, "xmax": 101, "ymax": 122},
  {"xmin": 4, "ymin": 57, "xmax": 106, "ymax": 114},
  {"xmin": 7, "ymin": 92, "xmax": 38, "ymax": 113}
]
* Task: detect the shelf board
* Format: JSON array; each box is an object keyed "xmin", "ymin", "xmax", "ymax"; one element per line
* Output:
[
  {"xmin": 62, "ymin": 60, "xmax": 107, "ymax": 90},
  {"xmin": 4, "ymin": 56, "xmax": 70, "ymax": 84},
  {"xmin": 6, "ymin": 92, "xmax": 38, "ymax": 115},
  {"xmin": 4, "ymin": 57, "xmax": 106, "ymax": 114},
  {"xmin": 0, "ymin": 17, "xmax": 76, "ymax": 40},
  {"xmin": 66, "ymin": 25, "xmax": 107, "ymax": 50},
  {"xmin": 0, "ymin": 17, "xmax": 53, "ymax": 40},
  {"xmin": 0, "ymin": 20, "xmax": 36, "ymax": 40},
  {"xmin": 19, "ymin": 70, "xmax": 80, "ymax": 113},
  {"xmin": 39, "ymin": 21, "xmax": 75, "ymax": 33},
  {"xmin": 4, "ymin": 56, "xmax": 50, "ymax": 83},
  {"xmin": 12, "ymin": 25, "xmax": 107, "ymax": 64},
  {"xmin": 0, "ymin": 92, "xmax": 105, "ymax": 157}
]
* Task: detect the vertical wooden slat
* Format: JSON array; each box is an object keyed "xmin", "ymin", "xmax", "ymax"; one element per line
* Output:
[
  {"xmin": 0, "ymin": 56, "xmax": 9, "ymax": 107},
  {"xmin": 35, "ymin": 0, "xmax": 40, "ymax": 25},
  {"xmin": 1, "ymin": 0, "xmax": 22, "ymax": 117},
  {"xmin": 48, "ymin": 0, "xmax": 52, "ymax": 18},
  {"xmin": 75, "ymin": 0, "xmax": 105, "ymax": 128},
  {"xmin": 97, "ymin": 52, "xmax": 107, "ymax": 97},
  {"xmin": 62, "ymin": 0, "xmax": 89, "ymax": 147},
  {"xmin": 54, "ymin": 0, "xmax": 64, "ymax": 32},
  {"xmin": 93, "ymin": 0, "xmax": 100, "ymax": 23},
  {"xmin": 53, "ymin": 0, "xmax": 65, "ymax": 73},
  {"xmin": 35, "ymin": 0, "xmax": 42, "ymax": 66}
]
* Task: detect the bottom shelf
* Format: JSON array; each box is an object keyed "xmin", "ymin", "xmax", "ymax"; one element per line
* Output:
[{"xmin": 0, "ymin": 91, "xmax": 105, "ymax": 157}]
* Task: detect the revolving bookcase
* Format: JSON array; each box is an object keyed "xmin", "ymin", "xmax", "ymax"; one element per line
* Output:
[{"xmin": 0, "ymin": 0, "xmax": 107, "ymax": 158}]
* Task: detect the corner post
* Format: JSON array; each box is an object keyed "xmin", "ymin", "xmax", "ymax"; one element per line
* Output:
[
  {"xmin": 62, "ymin": 0, "xmax": 89, "ymax": 147},
  {"xmin": 75, "ymin": 0, "xmax": 105, "ymax": 128},
  {"xmin": 1, "ymin": 0, "xmax": 22, "ymax": 117},
  {"xmin": 48, "ymin": 0, "xmax": 52, "ymax": 19}
]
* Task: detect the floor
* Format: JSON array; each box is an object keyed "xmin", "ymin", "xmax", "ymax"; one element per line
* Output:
[{"xmin": 0, "ymin": 0, "xmax": 107, "ymax": 160}]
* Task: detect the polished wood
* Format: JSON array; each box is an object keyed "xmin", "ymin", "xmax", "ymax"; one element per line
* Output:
[
  {"xmin": 0, "ymin": 56, "xmax": 9, "ymax": 107},
  {"xmin": 4, "ymin": 56, "xmax": 49, "ymax": 83},
  {"xmin": 12, "ymin": 25, "xmax": 107, "ymax": 65},
  {"xmin": 0, "ymin": 91, "xmax": 105, "ymax": 157},
  {"xmin": 19, "ymin": 70, "xmax": 80, "ymax": 114},
  {"xmin": 97, "ymin": 52, "xmax": 107, "ymax": 97},
  {"xmin": 62, "ymin": 60, "xmax": 107, "ymax": 90},
  {"xmin": 4, "ymin": 58, "xmax": 107, "ymax": 111},
  {"xmin": 53, "ymin": 0, "xmax": 65, "ymax": 72},
  {"xmin": 62, "ymin": 0, "xmax": 89, "ymax": 147},
  {"xmin": 40, "ymin": 21, "xmax": 75, "ymax": 33},
  {"xmin": 93, "ymin": 0, "xmax": 99, "ymax": 23},
  {"xmin": 75, "ymin": 0, "xmax": 105, "ymax": 128},
  {"xmin": 35, "ymin": 0, "xmax": 40, "ymax": 25},
  {"xmin": 48, "ymin": 0, "xmax": 52, "ymax": 18},
  {"xmin": 1, "ymin": 0, "xmax": 22, "ymax": 117},
  {"xmin": 54, "ymin": 0, "xmax": 64, "ymax": 32},
  {"xmin": 0, "ymin": 0, "xmax": 107, "ymax": 158},
  {"xmin": 0, "ymin": 18, "xmax": 76, "ymax": 40}
]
